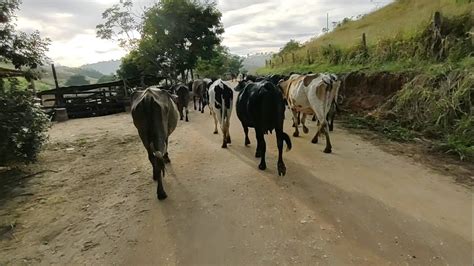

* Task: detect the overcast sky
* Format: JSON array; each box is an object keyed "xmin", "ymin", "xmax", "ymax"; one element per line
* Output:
[{"xmin": 16, "ymin": 0, "xmax": 392, "ymax": 67}]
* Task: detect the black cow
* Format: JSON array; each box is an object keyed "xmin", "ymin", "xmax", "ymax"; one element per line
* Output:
[
  {"xmin": 235, "ymin": 80, "xmax": 292, "ymax": 176},
  {"xmin": 175, "ymin": 84, "xmax": 190, "ymax": 122},
  {"xmin": 131, "ymin": 87, "xmax": 179, "ymax": 200}
]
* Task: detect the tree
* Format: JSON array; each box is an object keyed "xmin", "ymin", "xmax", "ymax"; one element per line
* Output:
[
  {"xmin": 195, "ymin": 46, "xmax": 243, "ymax": 79},
  {"xmin": 279, "ymin": 39, "xmax": 301, "ymax": 55},
  {"xmin": 0, "ymin": 0, "xmax": 50, "ymax": 165},
  {"xmin": 64, "ymin": 75, "xmax": 90, "ymax": 86},
  {"xmin": 0, "ymin": 0, "xmax": 50, "ymax": 69},
  {"xmin": 96, "ymin": 0, "xmax": 140, "ymax": 50},
  {"xmin": 98, "ymin": 0, "xmax": 224, "ymax": 81},
  {"xmin": 97, "ymin": 74, "xmax": 117, "ymax": 83}
]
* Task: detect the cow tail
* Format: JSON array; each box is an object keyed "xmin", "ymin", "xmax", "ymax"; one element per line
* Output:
[
  {"xmin": 221, "ymin": 95, "xmax": 226, "ymax": 123},
  {"xmin": 145, "ymin": 96, "xmax": 166, "ymax": 176},
  {"xmin": 282, "ymin": 132, "xmax": 292, "ymax": 151}
]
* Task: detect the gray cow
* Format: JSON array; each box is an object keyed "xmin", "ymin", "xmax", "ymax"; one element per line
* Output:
[
  {"xmin": 192, "ymin": 79, "xmax": 210, "ymax": 113},
  {"xmin": 131, "ymin": 87, "xmax": 179, "ymax": 200}
]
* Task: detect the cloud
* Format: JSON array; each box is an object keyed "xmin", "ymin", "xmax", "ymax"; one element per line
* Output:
[
  {"xmin": 15, "ymin": 0, "xmax": 391, "ymax": 66},
  {"xmin": 219, "ymin": 0, "xmax": 386, "ymax": 55}
]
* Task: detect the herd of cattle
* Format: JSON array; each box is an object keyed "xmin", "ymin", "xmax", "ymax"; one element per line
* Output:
[{"xmin": 131, "ymin": 73, "xmax": 342, "ymax": 200}]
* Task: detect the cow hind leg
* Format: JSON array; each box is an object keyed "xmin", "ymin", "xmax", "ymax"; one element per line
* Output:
[
  {"xmin": 154, "ymin": 159, "xmax": 167, "ymax": 200},
  {"xmin": 312, "ymin": 123, "xmax": 321, "ymax": 144},
  {"xmin": 302, "ymin": 114, "xmax": 309, "ymax": 134},
  {"xmin": 276, "ymin": 130, "xmax": 286, "ymax": 176},
  {"xmin": 291, "ymin": 110, "xmax": 300, "ymax": 137},
  {"xmin": 185, "ymin": 107, "xmax": 189, "ymax": 122},
  {"xmin": 323, "ymin": 123, "xmax": 332, "ymax": 153},
  {"xmin": 211, "ymin": 110, "xmax": 218, "ymax": 134},
  {"xmin": 222, "ymin": 131, "xmax": 228, "ymax": 148},
  {"xmin": 256, "ymin": 130, "xmax": 267, "ymax": 170},
  {"xmin": 148, "ymin": 151, "xmax": 157, "ymax": 181},
  {"xmin": 243, "ymin": 125, "xmax": 251, "ymax": 146},
  {"xmin": 193, "ymin": 97, "xmax": 197, "ymax": 110}
]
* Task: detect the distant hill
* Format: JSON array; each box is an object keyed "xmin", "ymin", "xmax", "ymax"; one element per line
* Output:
[
  {"xmin": 242, "ymin": 53, "xmax": 272, "ymax": 74},
  {"xmin": 81, "ymin": 60, "xmax": 121, "ymax": 75}
]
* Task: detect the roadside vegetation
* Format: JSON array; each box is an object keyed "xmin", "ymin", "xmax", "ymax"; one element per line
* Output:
[{"xmin": 0, "ymin": 0, "xmax": 50, "ymax": 166}]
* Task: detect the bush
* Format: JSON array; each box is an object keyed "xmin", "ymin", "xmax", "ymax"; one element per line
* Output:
[{"xmin": 0, "ymin": 89, "xmax": 50, "ymax": 165}]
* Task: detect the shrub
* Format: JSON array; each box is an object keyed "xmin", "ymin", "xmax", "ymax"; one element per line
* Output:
[{"xmin": 0, "ymin": 88, "xmax": 50, "ymax": 165}]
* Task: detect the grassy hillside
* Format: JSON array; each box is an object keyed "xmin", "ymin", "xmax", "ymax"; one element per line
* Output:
[
  {"xmin": 1, "ymin": 63, "xmax": 103, "ymax": 91},
  {"xmin": 308, "ymin": 0, "xmax": 471, "ymax": 50},
  {"xmin": 81, "ymin": 60, "xmax": 121, "ymax": 75},
  {"xmin": 259, "ymin": 0, "xmax": 472, "ymax": 74}
]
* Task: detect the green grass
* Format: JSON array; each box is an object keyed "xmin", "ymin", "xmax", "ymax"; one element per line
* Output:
[{"xmin": 306, "ymin": 0, "xmax": 471, "ymax": 50}]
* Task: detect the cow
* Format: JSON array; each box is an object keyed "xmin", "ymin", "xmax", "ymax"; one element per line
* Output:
[
  {"xmin": 131, "ymin": 87, "xmax": 179, "ymax": 200},
  {"xmin": 174, "ymin": 84, "xmax": 190, "ymax": 122},
  {"xmin": 192, "ymin": 79, "xmax": 210, "ymax": 113},
  {"xmin": 279, "ymin": 73, "xmax": 341, "ymax": 153},
  {"xmin": 208, "ymin": 79, "xmax": 233, "ymax": 148},
  {"xmin": 235, "ymin": 80, "xmax": 292, "ymax": 176}
]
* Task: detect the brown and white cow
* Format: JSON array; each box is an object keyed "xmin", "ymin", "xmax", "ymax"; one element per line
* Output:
[
  {"xmin": 131, "ymin": 87, "xmax": 179, "ymax": 200},
  {"xmin": 279, "ymin": 73, "xmax": 341, "ymax": 153}
]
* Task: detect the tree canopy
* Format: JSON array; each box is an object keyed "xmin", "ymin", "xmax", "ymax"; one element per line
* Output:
[
  {"xmin": 195, "ymin": 46, "xmax": 243, "ymax": 79},
  {"xmin": 278, "ymin": 39, "xmax": 301, "ymax": 55},
  {"xmin": 98, "ymin": 0, "xmax": 228, "ymax": 82},
  {"xmin": 0, "ymin": 0, "xmax": 50, "ymax": 69},
  {"xmin": 64, "ymin": 74, "xmax": 90, "ymax": 86}
]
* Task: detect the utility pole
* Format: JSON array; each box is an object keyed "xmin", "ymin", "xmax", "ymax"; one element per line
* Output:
[{"xmin": 327, "ymin": 13, "xmax": 329, "ymax": 32}]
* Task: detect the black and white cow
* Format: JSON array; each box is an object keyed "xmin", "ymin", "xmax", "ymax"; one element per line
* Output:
[
  {"xmin": 235, "ymin": 80, "xmax": 292, "ymax": 176},
  {"xmin": 208, "ymin": 79, "xmax": 233, "ymax": 148}
]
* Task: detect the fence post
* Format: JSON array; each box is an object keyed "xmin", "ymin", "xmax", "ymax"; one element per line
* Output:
[{"xmin": 362, "ymin": 33, "xmax": 367, "ymax": 49}]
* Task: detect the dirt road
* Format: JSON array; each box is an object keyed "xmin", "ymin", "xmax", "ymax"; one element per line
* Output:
[{"xmin": 0, "ymin": 92, "xmax": 472, "ymax": 265}]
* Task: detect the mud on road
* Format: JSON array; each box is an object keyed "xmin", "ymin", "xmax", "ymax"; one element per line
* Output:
[{"xmin": 0, "ymin": 102, "xmax": 472, "ymax": 265}]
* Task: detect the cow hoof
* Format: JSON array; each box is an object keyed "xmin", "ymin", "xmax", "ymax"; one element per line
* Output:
[
  {"xmin": 245, "ymin": 139, "xmax": 251, "ymax": 146},
  {"xmin": 222, "ymin": 144, "xmax": 228, "ymax": 149},
  {"xmin": 180, "ymin": 117, "xmax": 183, "ymax": 121},
  {"xmin": 329, "ymin": 126, "xmax": 334, "ymax": 132},
  {"xmin": 293, "ymin": 132, "xmax": 299, "ymax": 137},
  {"xmin": 303, "ymin": 126, "xmax": 309, "ymax": 134},
  {"xmin": 186, "ymin": 118, "xmax": 189, "ymax": 122},
  {"xmin": 278, "ymin": 163, "xmax": 287, "ymax": 176},
  {"xmin": 157, "ymin": 192, "xmax": 168, "ymax": 201},
  {"xmin": 323, "ymin": 148, "xmax": 332, "ymax": 154},
  {"xmin": 258, "ymin": 163, "xmax": 267, "ymax": 170},
  {"xmin": 311, "ymin": 138, "xmax": 318, "ymax": 144},
  {"xmin": 213, "ymin": 131, "xmax": 218, "ymax": 134},
  {"xmin": 227, "ymin": 137, "xmax": 231, "ymax": 144},
  {"xmin": 201, "ymin": 110, "xmax": 204, "ymax": 114},
  {"xmin": 152, "ymin": 175, "xmax": 157, "ymax": 181}
]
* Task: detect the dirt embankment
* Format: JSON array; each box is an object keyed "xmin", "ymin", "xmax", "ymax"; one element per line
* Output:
[{"xmin": 339, "ymin": 71, "xmax": 409, "ymax": 112}]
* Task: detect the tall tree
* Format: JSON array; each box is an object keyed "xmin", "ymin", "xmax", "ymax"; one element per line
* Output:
[
  {"xmin": 98, "ymin": 0, "xmax": 224, "ymax": 81},
  {"xmin": 96, "ymin": 0, "xmax": 141, "ymax": 51}
]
